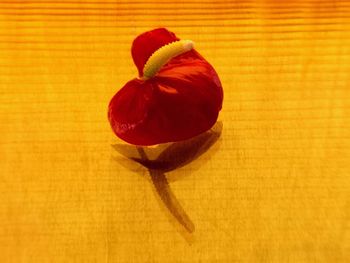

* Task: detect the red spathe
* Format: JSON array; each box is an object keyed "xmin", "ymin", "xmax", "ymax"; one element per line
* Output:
[{"xmin": 108, "ymin": 28, "xmax": 223, "ymax": 146}]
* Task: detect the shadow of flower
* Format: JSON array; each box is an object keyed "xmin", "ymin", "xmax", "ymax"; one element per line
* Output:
[{"xmin": 112, "ymin": 121, "xmax": 223, "ymax": 235}]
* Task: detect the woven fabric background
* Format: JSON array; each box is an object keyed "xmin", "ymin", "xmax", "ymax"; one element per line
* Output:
[{"xmin": 0, "ymin": 0, "xmax": 349, "ymax": 262}]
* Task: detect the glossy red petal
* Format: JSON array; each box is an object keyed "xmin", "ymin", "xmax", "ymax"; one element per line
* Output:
[
  {"xmin": 108, "ymin": 57, "xmax": 223, "ymax": 146},
  {"xmin": 145, "ymin": 61, "xmax": 223, "ymax": 144},
  {"xmin": 131, "ymin": 28, "xmax": 179, "ymax": 77},
  {"xmin": 108, "ymin": 78, "xmax": 153, "ymax": 140}
]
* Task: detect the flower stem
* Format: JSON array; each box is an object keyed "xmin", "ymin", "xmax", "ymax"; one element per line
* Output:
[{"xmin": 136, "ymin": 146, "xmax": 195, "ymax": 233}]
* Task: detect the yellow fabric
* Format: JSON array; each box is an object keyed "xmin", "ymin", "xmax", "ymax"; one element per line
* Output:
[{"xmin": 0, "ymin": 0, "xmax": 349, "ymax": 262}]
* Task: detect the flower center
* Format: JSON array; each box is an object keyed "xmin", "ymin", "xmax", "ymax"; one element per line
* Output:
[{"xmin": 142, "ymin": 40, "xmax": 194, "ymax": 80}]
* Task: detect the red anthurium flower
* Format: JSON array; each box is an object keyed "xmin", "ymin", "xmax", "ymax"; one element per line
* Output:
[{"xmin": 108, "ymin": 28, "xmax": 223, "ymax": 146}]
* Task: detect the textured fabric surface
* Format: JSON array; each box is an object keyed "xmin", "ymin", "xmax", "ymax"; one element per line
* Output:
[{"xmin": 0, "ymin": 0, "xmax": 350, "ymax": 262}]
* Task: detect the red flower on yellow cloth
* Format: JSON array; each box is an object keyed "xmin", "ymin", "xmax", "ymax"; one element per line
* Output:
[{"xmin": 108, "ymin": 28, "xmax": 223, "ymax": 145}]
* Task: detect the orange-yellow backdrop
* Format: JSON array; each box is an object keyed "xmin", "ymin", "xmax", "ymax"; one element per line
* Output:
[{"xmin": 0, "ymin": 0, "xmax": 350, "ymax": 262}]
